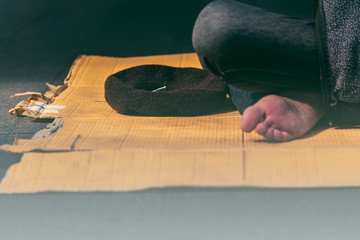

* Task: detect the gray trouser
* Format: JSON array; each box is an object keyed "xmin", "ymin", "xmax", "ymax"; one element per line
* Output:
[{"xmin": 192, "ymin": 0, "xmax": 321, "ymax": 112}]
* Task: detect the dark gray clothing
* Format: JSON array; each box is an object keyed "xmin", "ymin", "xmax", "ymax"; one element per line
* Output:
[
  {"xmin": 192, "ymin": 0, "xmax": 320, "ymax": 92},
  {"xmin": 316, "ymin": 0, "xmax": 360, "ymax": 125},
  {"xmin": 192, "ymin": 0, "xmax": 321, "ymax": 113},
  {"xmin": 193, "ymin": 0, "xmax": 360, "ymax": 125}
]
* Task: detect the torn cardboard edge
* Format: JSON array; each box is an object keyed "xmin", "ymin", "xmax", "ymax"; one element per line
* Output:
[
  {"xmin": 0, "ymin": 117, "xmax": 66, "ymax": 153},
  {"xmin": 2, "ymin": 56, "xmax": 85, "ymax": 149},
  {"xmin": 9, "ymin": 87, "xmax": 68, "ymax": 118},
  {"xmin": 31, "ymin": 118, "xmax": 64, "ymax": 139},
  {"xmin": 8, "ymin": 55, "xmax": 85, "ymax": 118}
]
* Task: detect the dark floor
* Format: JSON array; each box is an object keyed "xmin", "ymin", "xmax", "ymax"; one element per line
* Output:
[{"xmin": 1, "ymin": 0, "xmax": 360, "ymax": 239}]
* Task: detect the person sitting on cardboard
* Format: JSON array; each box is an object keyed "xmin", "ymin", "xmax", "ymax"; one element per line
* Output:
[{"xmin": 192, "ymin": 0, "xmax": 360, "ymax": 141}]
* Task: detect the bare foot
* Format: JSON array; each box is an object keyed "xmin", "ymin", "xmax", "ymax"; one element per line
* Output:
[{"xmin": 240, "ymin": 91, "xmax": 325, "ymax": 141}]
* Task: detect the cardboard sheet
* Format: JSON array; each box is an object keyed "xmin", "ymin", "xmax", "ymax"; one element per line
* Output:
[{"xmin": 1, "ymin": 53, "xmax": 360, "ymax": 193}]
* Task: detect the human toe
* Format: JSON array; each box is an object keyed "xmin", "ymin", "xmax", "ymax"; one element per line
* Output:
[
  {"xmin": 255, "ymin": 122, "xmax": 269, "ymax": 136},
  {"xmin": 273, "ymin": 129, "xmax": 283, "ymax": 141},
  {"xmin": 241, "ymin": 106, "xmax": 265, "ymax": 132},
  {"xmin": 281, "ymin": 131, "xmax": 294, "ymax": 141},
  {"xmin": 264, "ymin": 127, "xmax": 274, "ymax": 140}
]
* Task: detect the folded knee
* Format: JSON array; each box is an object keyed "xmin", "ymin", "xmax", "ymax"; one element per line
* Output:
[
  {"xmin": 192, "ymin": 0, "xmax": 262, "ymax": 75},
  {"xmin": 192, "ymin": 0, "xmax": 234, "ymax": 58}
]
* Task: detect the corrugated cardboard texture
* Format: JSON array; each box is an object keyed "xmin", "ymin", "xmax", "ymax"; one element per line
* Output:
[{"xmin": 1, "ymin": 53, "xmax": 360, "ymax": 193}]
